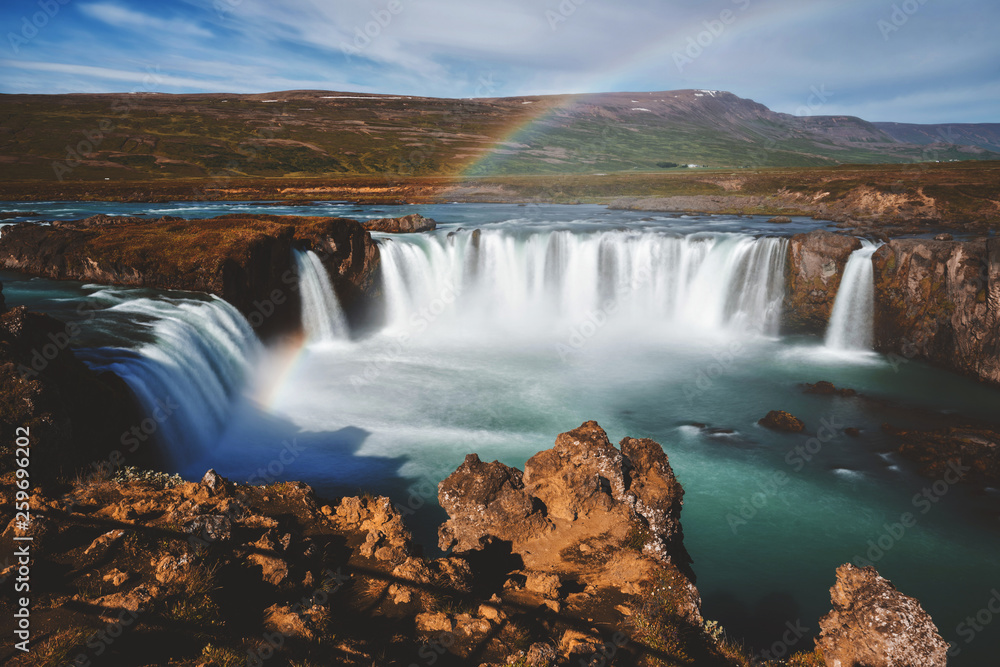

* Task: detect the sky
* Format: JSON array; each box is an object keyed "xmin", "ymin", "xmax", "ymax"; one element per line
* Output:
[{"xmin": 0, "ymin": 0, "xmax": 997, "ymax": 123}]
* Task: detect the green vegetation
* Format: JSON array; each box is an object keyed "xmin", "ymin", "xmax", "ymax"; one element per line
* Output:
[
  {"xmin": 3, "ymin": 91, "xmax": 997, "ymax": 182},
  {"xmin": 630, "ymin": 567, "xmax": 755, "ymax": 666}
]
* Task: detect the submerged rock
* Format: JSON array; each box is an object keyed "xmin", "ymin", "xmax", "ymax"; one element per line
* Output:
[
  {"xmin": 803, "ymin": 381, "xmax": 857, "ymax": 397},
  {"xmin": 817, "ymin": 563, "xmax": 948, "ymax": 667},
  {"xmin": 758, "ymin": 410, "xmax": 806, "ymax": 433},
  {"xmin": 882, "ymin": 422, "xmax": 999, "ymax": 486}
]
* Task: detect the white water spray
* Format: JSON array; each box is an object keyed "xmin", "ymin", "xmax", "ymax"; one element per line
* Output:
[
  {"xmin": 378, "ymin": 229, "xmax": 788, "ymax": 338},
  {"xmin": 294, "ymin": 249, "xmax": 349, "ymax": 343},
  {"xmin": 825, "ymin": 241, "xmax": 880, "ymax": 351}
]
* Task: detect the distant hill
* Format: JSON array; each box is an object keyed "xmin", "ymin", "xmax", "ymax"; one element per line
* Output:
[
  {"xmin": 0, "ymin": 89, "xmax": 996, "ymax": 180},
  {"xmin": 872, "ymin": 122, "xmax": 1000, "ymax": 153}
]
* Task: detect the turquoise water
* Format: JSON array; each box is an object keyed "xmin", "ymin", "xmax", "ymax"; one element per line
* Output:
[{"xmin": 3, "ymin": 202, "xmax": 998, "ymax": 662}]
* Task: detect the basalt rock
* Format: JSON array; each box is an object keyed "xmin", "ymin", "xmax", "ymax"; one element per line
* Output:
[
  {"xmin": 438, "ymin": 421, "xmax": 699, "ymax": 622},
  {"xmin": 872, "ymin": 237, "xmax": 1000, "ymax": 387},
  {"xmin": 362, "ymin": 213, "xmax": 436, "ymax": 233},
  {"xmin": 803, "ymin": 381, "xmax": 857, "ymax": 397},
  {"xmin": 0, "ymin": 306, "xmax": 144, "ymax": 479},
  {"xmin": 881, "ymin": 423, "xmax": 998, "ymax": 485},
  {"xmin": 0, "ymin": 214, "xmax": 381, "ymax": 337},
  {"xmin": 817, "ymin": 564, "xmax": 948, "ymax": 667},
  {"xmin": 437, "ymin": 453, "xmax": 549, "ymax": 553},
  {"xmin": 758, "ymin": 410, "xmax": 806, "ymax": 433},
  {"xmin": 783, "ymin": 231, "xmax": 862, "ymax": 334}
]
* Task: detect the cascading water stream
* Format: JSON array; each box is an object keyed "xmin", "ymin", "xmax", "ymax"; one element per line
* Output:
[
  {"xmin": 76, "ymin": 294, "xmax": 261, "ymax": 466},
  {"xmin": 377, "ymin": 229, "xmax": 788, "ymax": 338},
  {"xmin": 825, "ymin": 241, "xmax": 880, "ymax": 351},
  {"xmin": 293, "ymin": 248, "xmax": 349, "ymax": 343}
]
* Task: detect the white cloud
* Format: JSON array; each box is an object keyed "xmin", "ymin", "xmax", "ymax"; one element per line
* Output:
[
  {"xmin": 0, "ymin": 0, "xmax": 996, "ymax": 122},
  {"xmin": 0, "ymin": 60, "xmax": 214, "ymax": 90},
  {"xmin": 80, "ymin": 2, "xmax": 213, "ymax": 39}
]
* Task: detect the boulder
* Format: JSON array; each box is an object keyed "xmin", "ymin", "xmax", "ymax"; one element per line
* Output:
[
  {"xmin": 525, "ymin": 642, "xmax": 558, "ymax": 666},
  {"xmin": 248, "ymin": 552, "xmax": 290, "ymax": 586},
  {"xmin": 437, "ymin": 421, "xmax": 699, "ymax": 620},
  {"xmin": 767, "ymin": 216, "xmax": 792, "ymax": 223},
  {"xmin": 102, "ymin": 569, "xmax": 130, "ymax": 586},
  {"xmin": 438, "ymin": 454, "xmax": 549, "ymax": 553},
  {"xmin": 83, "ymin": 529, "xmax": 125, "ymax": 557},
  {"xmin": 817, "ymin": 564, "xmax": 948, "ymax": 667},
  {"xmin": 200, "ymin": 469, "xmax": 231, "ymax": 496},
  {"xmin": 758, "ymin": 410, "xmax": 806, "ymax": 433},
  {"xmin": 524, "ymin": 571, "xmax": 562, "ymax": 598},
  {"xmin": 523, "ymin": 420, "xmax": 631, "ymax": 522},
  {"xmin": 803, "ymin": 381, "xmax": 857, "ymax": 397},
  {"xmin": 183, "ymin": 514, "xmax": 232, "ymax": 542},
  {"xmin": 154, "ymin": 554, "xmax": 193, "ymax": 585},
  {"xmin": 263, "ymin": 603, "xmax": 328, "ymax": 640},
  {"xmin": 415, "ymin": 612, "xmax": 454, "ymax": 634}
]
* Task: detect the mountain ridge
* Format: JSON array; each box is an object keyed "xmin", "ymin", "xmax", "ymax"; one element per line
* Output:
[{"xmin": 1, "ymin": 88, "xmax": 997, "ymax": 180}]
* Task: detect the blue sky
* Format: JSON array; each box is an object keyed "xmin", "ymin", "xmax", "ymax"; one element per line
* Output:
[{"xmin": 1, "ymin": 0, "xmax": 997, "ymax": 123}]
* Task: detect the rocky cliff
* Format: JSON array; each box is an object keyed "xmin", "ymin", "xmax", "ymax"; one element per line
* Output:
[
  {"xmin": 0, "ymin": 306, "xmax": 144, "ymax": 480},
  {"xmin": 782, "ymin": 231, "xmax": 862, "ymax": 334},
  {"xmin": 784, "ymin": 230, "xmax": 1000, "ymax": 386},
  {"xmin": 873, "ymin": 237, "xmax": 1000, "ymax": 385},
  {"xmin": 0, "ymin": 214, "xmax": 382, "ymax": 337}
]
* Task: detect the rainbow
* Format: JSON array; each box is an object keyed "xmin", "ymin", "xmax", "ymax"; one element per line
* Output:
[
  {"xmin": 454, "ymin": 0, "xmax": 845, "ymax": 177},
  {"xmin": 458, "ymin": 93, "xmax": 588, "ymax": 177}
]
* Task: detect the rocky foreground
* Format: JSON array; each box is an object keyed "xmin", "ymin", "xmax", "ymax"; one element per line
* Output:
[{"xmin": 0, "ymin": 421, "xmax": 952, "ymax": 667}]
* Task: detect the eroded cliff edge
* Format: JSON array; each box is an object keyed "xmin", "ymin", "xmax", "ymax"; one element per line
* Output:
[
  {"xmin": 783, "ymin": 231, "xmax": 1000, "ymax": 386},
  {"xmin": 0, "ymin": 214, "xmax": 382, "ymax": 336},
  {"xmin": 873, "ymin": 237, "xmax": 1000, "ymax": 385}
]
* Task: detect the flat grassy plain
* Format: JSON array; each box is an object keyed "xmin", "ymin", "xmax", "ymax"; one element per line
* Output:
[{"xmin": 1, "ymin": 161, "xmax": 997, "ymax": 233}]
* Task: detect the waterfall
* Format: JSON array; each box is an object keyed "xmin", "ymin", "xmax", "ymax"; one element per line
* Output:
[
  {"xmin": 825, "ymin": 241, "xmax": 880, "ymax": 350},
  {"xmin": 76, "ymin": 295, "xmax": 261, "ymax": 466},
  {"xmin": 377, "ymin": 229, "xmax": 788, "ymax": 337},
  {"xmin": 294, "ymin": 249, "xmax": 349, "ymax": 343}
]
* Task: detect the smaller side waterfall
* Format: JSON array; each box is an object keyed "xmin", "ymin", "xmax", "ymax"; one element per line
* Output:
[
  {"xmin": 294, "ymin": 249, "xmax": 349, "ymax": 343},
  {"xmin": 77, "ymin": 296, "xmax": 262, "ymax": 465},
  {"xmin": 825, "ymin": 241, "xmax": 880, "ymax": 350}
]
